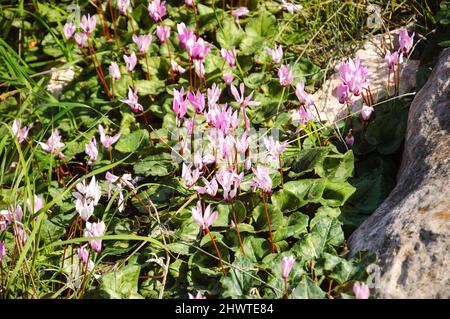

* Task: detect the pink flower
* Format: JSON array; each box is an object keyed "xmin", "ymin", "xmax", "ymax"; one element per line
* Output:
[
  {"xmin": 231, "ymin": 7, "xmax": 249, "ymax": 21},
  {"xmin": 132, "ymin": 34, "xmax": 152, "ymax": 53},
  {"xmin": 39, "ymin": 129, "xmax": 65, "ymax": 158},
  {"xmin": 188, "ymin": 291, "xmax": 206, "ymax": 299},
  {"xmin": 191, "ymin": 201, "xmax": 218, "ymax": 230},
  {"xmin": 221, "ymin": 48, "xmax": 236, "ymax": 67},
  {"xmin": 281, "ymin": 256, "xmax": 295, "ymax": 279},
  {"xmin": 338, "ymin": 57, "xmax": 370, "ymax": 96},
  {"xmin": 85, "ymin": 221, "xmax": 106, "ymax": 253},
  {"xmin": 74, "ymin": 32, "xmax": 88, "ymax": 48},
  {"xmin": 0, "ymin": 205, "xmax": 23, "ymax": 231},
  {"xmin": 223, "ymin": 73, "xmax": 234, "ymax": 85},
  {"xmin": 85, "ymin": 137, "xmax": 98, "ymax": 165},
  {"xmin": 63, "ymin": 22, "xmax": 76, "ymax": 40},
  {"xmin": 215, "ymin": 168, "xmax": 243, "ymax": 201},
  {"xmin": 280, "ymin": 0, "xmax": 303, "ymax": 14},
  {"xmin": 156, "ymin": 25, "xmax": 170, "ymax": 43},
  {"xmin": 385, "ymin": 50, "xmax": 400, "ymax": 70},
  {"xmin": 80, "ymin": 14, "xmax": 96, "ymax": 36},
  {"xmin": 292, "ymin": 106, "xmax": 313, "ymax": 126},
  {"xmin": 193, "ymin": 60, "xmax": 205, "ymax": 79},
  {"xmin": 177, "ymin": 23, "xmax": 195, "ymax": 46},
  {"xmin": 360, "ymin": 105, "xmax": 374, "ymax": 121},
  {"xmin": 278, "ymin": 64, "xmax": 293, "ymax": 87},
  {"xmin": 173, "ymin": 87, "xmax": 187, "ymax": 120},
  {"xmin": 182, "ymin": 163, "xmax": 200, "ymax": 188},
  {"xmin": 77, "ymin": 245, "xmax": 90, "ymax": 264},
  {"xmin": 117, "ymin": 0, "xmax": 131, "ymax": 15},
  {"xmin": 345, "ymin": 134, "xmax": 354, "ymax": 146},
  {"xmin": 230, "ymin": 83, "xmax": 261, "ymax": 108},
  {"xmin": 185, "ymin": 0, "xmax": 194, "ymax": 8},
  {"xmin": 11, "ymin": 119, "xmax": 32, "ymax": 144},
  {"xmin": 336, "ymin": 83, "xmax": 350, "ymax": 104},
  {"xmin": 123, "ymin": 52, "xmax": 137, "ymax": 72},
  {"xmin": 248, "ymin": 165, "xmax": 272, "ymax": 194},
  {"xmin": 195, "ymin": 177, "xmax": 219, "ymax": 197},
  {"xmin": 109, "ymin": 62, "xmax": 121, "ymax": 81},
  {"xmin": 263, "ymin": 136, "xmax": 287, "ymax": 161},
  {"xmin": 98, "ymin": 125, "xmax": 120, "ymax": 150},
  {"xmin": 267, "ymin": 45, "xmax": 283, "ymax": 64},
  {"xmin": 120, "ymin": 86, "xmax": 143, "ymax": 113},
  {"xmin": 27, "ymin": 195, "xmax": 44, "ymax": 214},
  {"xmin": 170, "ymin": 60, "xmax": 186, "ymax": 74},
  {"xmin": 0, "ymin": 241, "xmax": 5, "ymax": 262},
  {"xmin": 187, "ymin": 90, "xmax": 205, "ymax": 114},
  {"xmin": 353, "ymin": 282, "xmax": 370, "ymax": 299},
  {"xmin": 148, "ymin": 0, "xmax": 167, "ymax": 22},
  {"xmin": 207, "ymin": 83, "xmax": 222, "ymax": 107},
  {"xmin": 72, "ymin": 176, "xmax": 102, "ymax": 221},
  {"xmin": 399, "ymin": 29, "xmax": 414, "ymax": 56},
  {"xmin": 188, "ymin": 37, "xmax": 211, "ymax": 60}
]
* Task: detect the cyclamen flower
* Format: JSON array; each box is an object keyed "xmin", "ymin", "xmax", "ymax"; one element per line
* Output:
[
  {"xmin": 170, "ymin": 60, "xmax": 186, "ymax": 74},
  {"xmin": 278, "ymin": 64, "xmax": 293, "ymax": 87},
  {"xmin": 181, "ymin": 163, "xmax": 200, "ymax": 188},
  {"xmin": 215, "ymin": 168, "xmax": 243, "ymax": 202},
  {"xmin": 11, "ymin": 119, "xmax": 32, "ymax": 144},
  {"xmin": 223, "ymin": 73, "xmax": 234, "ymax": 85},
  {"xmin": 156, "ymin": 25, "xmax": 170, "ymax": 43},
  {"xmin": 338, "ymin": 57, "xmax": 370, "ymax": 96},
  {"xmin": 120, "ymin": 87, "xmax": 143, "ymax": 113},
  {"xmin": 193, "ymin": 60, "xmax": 205, "ymax": 79},
  {"xmin": 27, "ymin": 195, "xmax": 44, "ymax": 214},
  {"xmin": 231, "ymin": 7, "xmax": 249, "ymax": 22},
  {"xmin": 185, "ymin": 0, "xmax": 194, "ymax": 8},
  {"xmin": 99, "ymin": 125, "xmax": 121, "ymax": 150},
  {"xmin": 80, "ymin": 14, "xmax": 96, "ymax": 36},
  {"xmin": 221, "ymin": 48, "xmax": 236, "ymax": 67},
  {"xmin": 207, "ymin": 83, "xmax": 222, "ymax": 107},
  {"xmin": 399, "ymin": 29, "xmax": 414, "ymax": 56},
  {"xmin": 192, "ymin": 201, "xmax": 218, "ymax": 231},
  {"xmin": 188, "ymin": 292, "xmax": 206, "ymax": 299},
  {"xmin": 77, "ymin": 245, "xmax": 90, "ymax": 265},
  {"xmin": 195, "ymin": 177, "xmax": 219, "ymax": 197},
  {"xmin": 187, "ymin": 37, "xmax": 211, "ymax": 60},
  {"xmin": 74, "ymin": 32, "xmax": 88, "ymax": 48},
  {"xmin": 132, "ymin": 34, "xmax": 152, "ymax": 53},
  {"xmin": 85, "ymin": 221, "xmax": 106, "ymax": 253},
  {"xmin": 280, "ymin": 1, "xmax": 303, "ymax": 14},
  {"xmin": 248, "ymin": 165, "xmax": 272, "ymax": 194},
  {"xmin": 281, "ymin": 256, "xmax": 295, "ymax": 279},
  {"xmin": 336, "ymin": 83, "xmax": 351, "ymax": 104},
  {"xmin": 0, "ymin": 205, "xmax": 23, "ymax": 231},
  {"xmin": 230, "ymin": 83, "xmax": 261, "ymax": 108},
  {"xmin": 187, "ymin": 90, "xmax": 205, "ymax": 114},
  {"xmin": 63, "ymin": 22, "xmax": 76, "ymax": 40},
  {"xmin": 267, "ymin": 45, "xmax": 283, "ymax": 64},
  {"xmin": 385, "ymin": 51, "xmax": 400, "ymax": 70},
  {"xmin": 360, "ymin": 105, "xmax": 374, "ymax": 121},
  {"xmin": 117, "ymin": 0, "xmax": 131, "ymax": 15},
  {"xmin": 0, "ymin": 241, "xmax": 5, "ymax": 262},
  {"xmin": 177, "ymin": 23, "xmax": 195, "ymax": 46},
  {"xmin": 353, "ymin": 282, "xmax": 370, "ymax": 299},
  {"xmin": 173, "ymin": 87, "xmax": 187, "ymax": 120},
  {"xmin": 85, "ymin": 137, "xmax": 98, "ymax": 165},
  {"xmin": 293, "ymin": 80, "xmax": 313, "ymax": 105},
  {"xmin": 148, "ymin": 0, "xmax": 167, "ymax": 22},
  {"xmin": 292, "ymin": 105, "xmax": 313, "ymax": 126},
  {"xmin": 345, "ymin": 133, "xmax": 354, "ymax": 146},
  {"xmin": 263, "ymin": 136, "xmax": 287, "ymax": 162},
  {"xmin": 123, "ymin": 52, "xmax": 137, "ymax": 72},
  {"xmin": 72, "ymin": 176, "xmax": 102, "ymax": 221},
  {"xmin": 109, "ymin": 62, "xmax": 121, "ymax": 81},
  {"xmin": 39, "ymin": 129, "xmax": 65, "ymax": 158},
  {"xmin": 105, "ymin": 172, "xmax": 135, "ymax": 212}
]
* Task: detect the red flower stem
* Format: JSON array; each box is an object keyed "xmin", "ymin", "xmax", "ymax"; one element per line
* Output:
[
  {"xmin": 142, "ymin": 110, "xmax": 154, "ymax": 147},
  {"xmin": 96, "ymin": 0, "xmax": 111, "ymax": 39},
  {"xmin": 144, "ymin": 52, "xmax": 151, "ymax": 81},
  {"xmin": 159, "ymin": 19, "xmax": 175, "ymax": 81},
  {"xmin": 279, "ymin": 156, "xmax": 284, "ymax": 190},
  {"xmin": 108, "ymin": 148, "xmax": 114, "ymax": 173},
  {"xmin": 108, "ymin": 0, "xmax": 121, "ymax": 50},
  {"xmin": 126, "ymin": 12, "xmax": 136, "ymax": 33},
  {"xmin": 262, "ymin": 192, "xmax": 276, "ymax": 253},
  {"xmin": 192, "ymin": 0, "xmax": 200, "ymax": 35},
  {"xmin": 87, "ymin": 42, "xmax": 111, "ymax": 98},
  {"xmin": 60, "ymin": 156, "xmax": 73, "ymax": 178},
  {"xmin": 387, "ymin": 68, "xmax": 391, "ymax": 97},
  {"xmin": 206, "ymin": 227, "xmax": 226, "ymax": 274},
  {"xmin": 284, "ymin": 278, "xmax": 289, "ymax": 299},
  {"xmin": 232, "ymin": 203, "xmax": 246, "ymax": 256}
]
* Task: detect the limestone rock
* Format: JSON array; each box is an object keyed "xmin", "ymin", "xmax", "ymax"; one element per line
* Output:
[
  {"xmin": 348, "ymin": 48, "xmax": 450, "ymax": 299},
  {"xmin": 314, "ymin": 28, "xmax": 419, "ymax": 123}
]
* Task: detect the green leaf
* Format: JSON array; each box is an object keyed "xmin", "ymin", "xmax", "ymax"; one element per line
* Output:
[
  {"xmin": 98, "ymin": 264, "xmax": 144, "ymax": 299},
  {"xmin": 288, "ymin": 146, "xmax": 331, "ymax": 176},
  {"xmin": 272, "ymin": 211, "xmax": 309, "ymax": 242},
  {"xmin": 271, "ymin": 189, "xmax": 304, "ymax": 212},
  {"xmin": 316, "ymin": 149, "xmax": 354, "ymax": 181},
  {"xmin": 216, "ymin": 200, "xmax": 247, "ymax": 227},
  {"xmin": 240, "ymin": 10, "xmax": 277, "ymax": 55},
  {"xmin": 216, "ymin": 16, "xmax": 244, "ymax": 49},
  {"xmin": 319, "ymin": 180, "xmax": 356, "ymax": 207},
  {"xmin": 133, "ymin": 153, "xmax": 177, "ymax": 177},
  {"xmin": 115, "ymin": 129, "xmax": 149, "ymax": 153},
  {"xmin": 252, "ymin": 203, "xmax": 286, "ymax": 231},
  {"xmin": 134, "ymin": 79, "xmax": 166, "ymax": 96},
  {"xmin": 291, "ymin": 276, "xmax": 326, "ymax": 299},
  {"xmin": 283, "ymin": 179, "xmax": 326, "ymax": 204},
  {"xmin": 221, "ymin": 256, "xmax": 257, "ymax": 298}
]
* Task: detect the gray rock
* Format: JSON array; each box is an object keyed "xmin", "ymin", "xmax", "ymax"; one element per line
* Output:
[{"xmin": 348, "ymin": 48, "xmax": 450, "ymax": 298}]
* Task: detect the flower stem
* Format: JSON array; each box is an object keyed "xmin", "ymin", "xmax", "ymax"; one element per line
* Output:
[
  {"xmin": 262, "ymin": 192, "xmax": 276, "ymax": 253},
  {"xmin": 108, "ymin": 0, "xmax": 121, "ymax": 50},
  {"xmin": 232, "ymin": 203, "xmax": 246, "ymax": 256},
  {"xmin": 206, "ymin": 227, "xmax": 226, "ymax": 274},
  {"xmin": 278, "ymin": 156, "xmax": 284, "ymax": 190},
  {"xmin": 284, "ymin": 278, "xmax": 289, "ymax": 299},
  {"xmin": 96, "ymin": 0, "xmax": 111, "ymax": 39}
]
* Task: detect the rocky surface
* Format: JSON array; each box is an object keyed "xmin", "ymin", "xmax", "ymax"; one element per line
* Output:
[
  {"xmin": 348, "ymin": 48, "xmax": 450, "ymax": 298},
  {"xmin": 314, "ymin": 28, "xmax": 419, "ymax": 123}
]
